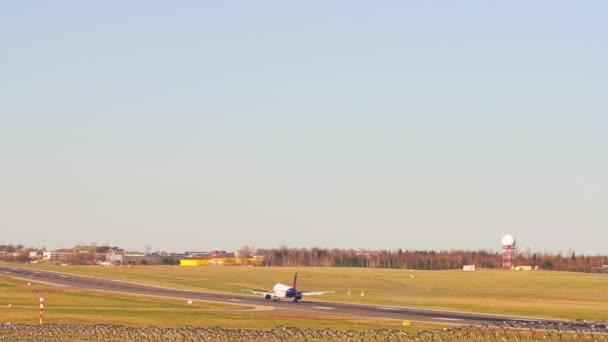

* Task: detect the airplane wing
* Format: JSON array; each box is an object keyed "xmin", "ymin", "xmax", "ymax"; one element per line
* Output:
[
  {"xmin": 244, "ymin": 289, "xmax": 271, "ymax": 295},
  {"xmin": 300, "ymin": 291, "xmax": 334, "ymax": 296}
]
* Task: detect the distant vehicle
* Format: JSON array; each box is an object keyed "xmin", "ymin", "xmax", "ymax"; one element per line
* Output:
[{"xmin": 245, "ymin": 273, "xmax": 333, "ymax": 303}]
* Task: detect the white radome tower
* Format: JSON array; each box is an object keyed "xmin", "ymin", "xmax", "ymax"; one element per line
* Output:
[
  {"xmin": 501, "ymin": 234, "xmax": 516, "ymax": 269},
  {"xmin": 501, "ymin": 234, "xmax": 516, "ymax": 247}
]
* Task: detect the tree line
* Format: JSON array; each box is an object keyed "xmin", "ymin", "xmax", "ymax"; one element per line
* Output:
[
  {"xmin": 2, "ymin": 243, "xmax": 606, "ymax": 272},
  {"xmin": 249, "ymin": 247, "xmax": 608, "ymax": 272}
]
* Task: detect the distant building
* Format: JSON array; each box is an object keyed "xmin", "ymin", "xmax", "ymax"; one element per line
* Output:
[
  {"xmin": 185, "ymin": 251, "xmax": 211, "ymax": 258},
  {"xmin": 106, "ymin": 254, "xmax": 123, "ymax": 264},
  {"xmin": 42, "ymin": 250, "xmax": 76, "ymax": 261},
  {"xmin": 29, "ymin": 251, "xmax": 44, "ymax": 259},
  {"xmin": 514, "ymin": 265, "xmax": 533, "ymax": 271}
]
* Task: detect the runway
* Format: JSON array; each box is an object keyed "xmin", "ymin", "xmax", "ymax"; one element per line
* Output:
[{"xmin": 0, "ymin": 265, "xmax": 585, "ymax": 327}]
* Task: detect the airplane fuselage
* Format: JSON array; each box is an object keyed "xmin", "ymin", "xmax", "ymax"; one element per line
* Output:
[
  {"xmin": 272, "ymin": 283, "xmax": 302, "ymax": 301},
  {"xmin": 248, "ymin": 272, "xmax": 330, "ymax": 303}
]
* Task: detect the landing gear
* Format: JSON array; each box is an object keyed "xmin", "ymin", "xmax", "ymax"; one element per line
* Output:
[{"xmin": 292, "ymin": 299, "xmax": 298, "ymax": 303}]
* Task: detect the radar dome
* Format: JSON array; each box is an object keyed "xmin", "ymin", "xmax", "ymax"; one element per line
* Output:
[{"xmin": 501, "ymin": 234, "xmax": 516, "ymax": 247}]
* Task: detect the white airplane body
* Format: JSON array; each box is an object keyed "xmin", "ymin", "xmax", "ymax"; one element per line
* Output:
[{"xmin": 246, "ymin": 273, "xmax": 333, "ymax": 303}]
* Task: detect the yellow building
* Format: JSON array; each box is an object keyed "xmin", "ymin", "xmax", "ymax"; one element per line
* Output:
[
  {"xmin": 179, "ymin": 257, "xmax": 263, "ymax": 266},
  {"xmin": 179, "ymin": 259, "xmax": 200, "ymax": 266}
]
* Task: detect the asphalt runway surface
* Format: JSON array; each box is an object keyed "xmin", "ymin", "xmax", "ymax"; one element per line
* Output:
[{"xmin": 0, "ymin": 265, "xmax": 581, "ymax": 327}]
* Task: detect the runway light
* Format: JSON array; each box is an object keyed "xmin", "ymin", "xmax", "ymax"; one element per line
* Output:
[{"xmin": 403, "ymin": 321, "xmax": 410, "ymax": 326}]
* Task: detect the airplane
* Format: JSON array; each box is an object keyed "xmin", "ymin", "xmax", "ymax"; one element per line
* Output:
[{"xmin": 245, "ymin": 272, "xmax": 333, "ymax": 303}]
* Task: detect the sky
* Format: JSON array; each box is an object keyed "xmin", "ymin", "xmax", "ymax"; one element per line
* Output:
[{"xmin": 1, "ymin": 1, "xmax": 607, "ymax": 254}]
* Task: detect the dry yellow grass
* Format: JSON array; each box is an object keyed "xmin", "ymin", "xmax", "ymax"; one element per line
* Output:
[
  {"xmin": 5, "ymin": 263, "xmax": 608, "ymax": 321},
  {"xmin": 0, "ymin": 274, "xmax": 442, "ymax": 330}
]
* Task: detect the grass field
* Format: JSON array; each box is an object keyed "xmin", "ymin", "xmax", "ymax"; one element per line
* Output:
[
  {"xmin": 0, "ymin": 273, "xmax": 443, "ymax": 331},
  {"xmin": 2, "ymin": 263, "xmax": 607, "ymax": 326}
]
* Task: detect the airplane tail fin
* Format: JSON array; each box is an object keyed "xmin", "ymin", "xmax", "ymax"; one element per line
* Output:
[{"xmin": 292, "ymin": 272, "xmax": 298, "ymax": 290}]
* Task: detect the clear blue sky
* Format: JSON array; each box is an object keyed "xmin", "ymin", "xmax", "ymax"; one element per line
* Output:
[{"xmin": 1, "ymin": 2, "xmax": 606, "ymax": 254}]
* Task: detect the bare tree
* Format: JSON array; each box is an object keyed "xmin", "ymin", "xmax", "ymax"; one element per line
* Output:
[{"xmin": 237, "ymin": 245, "xmax": 254, "ymax": 258}]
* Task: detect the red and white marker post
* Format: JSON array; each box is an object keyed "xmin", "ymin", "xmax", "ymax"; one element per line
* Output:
[{"xmin": 39, "ymin": 294, "xmax": 44, "ymax": 324}]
